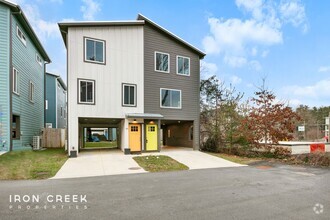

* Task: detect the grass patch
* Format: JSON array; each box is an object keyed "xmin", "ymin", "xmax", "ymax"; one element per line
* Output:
[
  {"xmin": 208, "ymin": 152, "xmax": 262, "ymax": 165},
  {"xmin": 84, "ymin": 141, "xmax": 117, "ymax": 148},
  {"xmin": 0, "ymin": 149, "xmax": 68, "ymax": 180},
  {"xmin": 133, "ymin": 155, "xmax": 189, "ymax": 172}
]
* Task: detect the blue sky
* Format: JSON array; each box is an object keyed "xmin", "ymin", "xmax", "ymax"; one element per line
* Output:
[{"xmin": 12, "ymin": 0, "xmax": 330, "ymax": 107}]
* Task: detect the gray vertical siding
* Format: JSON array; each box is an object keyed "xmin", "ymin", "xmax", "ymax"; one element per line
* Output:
[
  {"xmin": 143, "ymin": 24, "xmax": 201, "ymax": 149},
  {"xmin": 0, "ymin": 4, "xmax": 10, "ymax": 151},
  {"xmin": 45, "ymin": 74, "xmax": 56, "ymax": 127},
  {"xmin": 11, "ymin": 15, "xmax": 45, "ymax": 150},
  {"xmin": 56, "ymin": 81, "xmax": 66, "ymax": 128}
]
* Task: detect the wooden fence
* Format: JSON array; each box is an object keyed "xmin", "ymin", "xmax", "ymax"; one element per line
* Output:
[{"xmin": 42, "ymin": 128, "xmax": 66, "ymax": 148}]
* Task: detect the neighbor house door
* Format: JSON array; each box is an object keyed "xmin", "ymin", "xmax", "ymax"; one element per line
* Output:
[
  {"xmin": 146, "ymin": 124, "xmax": 158, "ymax": 151},
  {"xmin": 129, "ymin": 124, "xmax": 141, "ymax": 152}
]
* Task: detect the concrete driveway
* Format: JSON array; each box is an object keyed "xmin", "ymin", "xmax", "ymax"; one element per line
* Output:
[{"xmin": 52, "ymin": 148, "xmax": 244, "ymax": 179}]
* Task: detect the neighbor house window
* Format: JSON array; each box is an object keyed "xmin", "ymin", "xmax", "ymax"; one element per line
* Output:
[
  {"xmin": 36, "ymin": 54, "xmax": 42, "ymax": 66},
  {"xmin": 78, "ymin": 79, "xmax": 95, "ymax": 104},
  {"xmin": 177, "ymin": 56, "xmax": 190, "ymax": 76},
  {"xmin": 12, "ymin": 68, "xmax": 19, "ymax": 94},
  {"xmin": 160, "ymin": 88, "xmax": 181, "ymax": 109},
  {"xmin": 122, "ymin": 84, "xmax": 136, "ymax": 107},
  {"xmin": 17, "ymin": 26, "xmax": 26, "ymax": 46},
  {"xmin": 45, "ymin": 100, "xmax": 48, "ymax": 110},
  {"xmin": 155, "ymin": 52, "xmax": 169, "ymax": 73},
  {"xmin": 29, "ymin": 81, "xmax": 34, "ymax": 102},
  {"xmin": 12, "ymin": 115, "xmax": 20, "ymax": 139},
  {"xmin": 84, "ymin": 37, "xmax": 105, "ymax": 64}
]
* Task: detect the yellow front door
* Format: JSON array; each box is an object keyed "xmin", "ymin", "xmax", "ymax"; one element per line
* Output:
[
  {"xmin": 146, "ymin": 124, "xmax": 158, "ymax": 151},
  {"xmin": 129, "ymin": 124, "xmax": 141, "ymax": 152}
]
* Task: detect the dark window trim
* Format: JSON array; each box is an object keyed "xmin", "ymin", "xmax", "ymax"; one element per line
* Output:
[
  {"xmin": 12, "ymin": 114, "xmax": 20, "ymax": 140},
  {"xmin": 77, "ymin": 78, "xmax": 96, "ymax": 105},
  {"xmin": 83, "ymin": 36, "xmax": 106, "ymax": 65},
  {"xmin": 122, "ymin": 83, "xmax": 137, "ymax": 107}
]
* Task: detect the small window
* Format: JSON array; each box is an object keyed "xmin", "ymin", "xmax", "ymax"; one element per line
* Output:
[
  {"xmin": 45, "ymin": 100, "xmax": 48, "ymax": 110},
  {"xmin": 148, "ymin": 126, "xmax": 156, "ymax": 132},
  {"xmin": 84, "ymin": 37, "xmax": 105, "ymax": 64},
  {"xmin": 36, "ymin": 54, "xmax": 42, "ymax": 66},
  {"xmin": 131, "ymin": 126, "xmax": 139, "ymax": 132},
  {"xmin": 155, "ymin": 52, "xmax": 169, "ymax": 73},
  {"xmin": 64, "ymin": 109, "xmax": 66, "ymax": 119},
  {"xmin": 61, "ymin": 106, "xmax": 63, "ymax": 117},
  {"xmin": 29, "ymin": 81, "xmax": 35, "ymax": 102},
  {"xmin": 160, "ymin": 88, "xmax": 181, "ymax": 109},
  {"xmin": 78, "ymin": 79, "xmax": 95, "ymax": 104},
  {"xmin": 177, "ymin": 56, "xmax": 190, "ymax": 76},
  {"xmin": 122, "ymin": 84, "xmax": 136, "ymax": 107},
  {"xmin": 12, "ymin": 115, "xmax": 20, "ymax": 139},
  {"xmin": 12, "ymin": 68, "xmax": 19, "ymax": 94},
  {"xmin": 17, "ymin": 26, "xmax": 26, "ymax": 46}
]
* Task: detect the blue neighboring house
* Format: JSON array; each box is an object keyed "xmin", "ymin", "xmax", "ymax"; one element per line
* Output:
[
  {"xmin": 45, "ymin": 72, "xmax": 67, "ymax": 129},
  {"xmin": 0, "ymin": 0, "xmax": 51, "ymax": 151}
]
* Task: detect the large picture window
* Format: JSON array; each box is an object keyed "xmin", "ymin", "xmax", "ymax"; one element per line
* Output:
[
  {"xmin": 177, "ymin": 56, "xmax": 190, "ymax": 76},
  {"xmin": 160, "ymin": 88, "xmax": 181, "ymax": 109},
  {"xmin": 84, "ymin": 37, "xmax": 105, "ymax": 64},
  {"xmin": 155, "ymin": 52, "xmax": 169, "ymax": 73},
  {"xmin": 78, "ymin": 79, "xmax": 95, "ymax": 104},
  {"xmin": 122, "ymin": 84, "xmax": 136, "ymax": 107}
]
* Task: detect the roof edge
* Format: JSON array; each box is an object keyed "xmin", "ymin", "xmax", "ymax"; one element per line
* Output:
[{"xmin": 137, "ymin": 13, "xmax": 206, "ymax": 59}]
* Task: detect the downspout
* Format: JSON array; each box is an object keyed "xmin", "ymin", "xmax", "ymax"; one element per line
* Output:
[
  {"xmin": 44, "ymin": 62, "xmax": 49, "ymax": 128},
  {"xmin": 9, "ymin": 11, "xmax": 13, "ymax": 151}
]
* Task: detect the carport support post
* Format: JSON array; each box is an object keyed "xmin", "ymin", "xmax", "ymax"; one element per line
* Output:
[
  {"xmin": 193, "ymin": 119, "xmax": 200, "ymax": 150},
  {"xmin": 158, "ymin": 119, "xmax": 161, "ymax": 151}
]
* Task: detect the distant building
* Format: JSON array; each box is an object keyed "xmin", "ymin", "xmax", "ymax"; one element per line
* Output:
[
  {"xmin": 45, "ymin": 72, "xmax": 67, "ymax": 129},
  {"xmin": 0, "ymin": 0, "xmax": 51, "ymax": 151}
]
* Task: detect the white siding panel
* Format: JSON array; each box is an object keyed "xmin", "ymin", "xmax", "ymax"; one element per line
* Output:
[{"xmin": 67, "ymin": 25, "xmax": 144, "ymax": 150}]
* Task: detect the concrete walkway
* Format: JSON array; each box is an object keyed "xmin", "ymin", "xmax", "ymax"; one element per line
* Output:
[{"xmin": 52, "ymin": 148, "xmax": 244, "ymax": 179}]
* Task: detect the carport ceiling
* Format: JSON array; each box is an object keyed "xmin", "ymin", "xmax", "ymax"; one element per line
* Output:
[
  {"xmin": 161, "ymin": 120, "xmax": 193, "ymax": 125},
  {"xmin": 79, "ymin": 117, "xmax": 122, "ymax": 126}
]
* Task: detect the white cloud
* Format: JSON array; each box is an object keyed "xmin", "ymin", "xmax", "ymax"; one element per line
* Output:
[
  {"xmin": 279, "ymin": 0, "xmax": 308, "ymax": 32},
  {"xmin": 318, "ymin": 66, "xmax": 330, "ymax": 73},
  {"xmin": 224, "ymin": 55, "xmax": 247, "ymax": 67},
  {"xmin": 249, "ymin": 60, "xmax": 262, "ymax": 71},
  {"xmin": 200, "ymin": 60, "xmax": 218, "ymax": 79},
  {"xmin": 80, "ymin": 0, "xmax": 100, "ymax": 20},
  {"xmin": 22, "ymin": 4, "xmax": 60, "ymax": 42},
  {"xmin": 235, "ymin": 0, "xmax": 264, "ymax": 20},
  {"xmin": 283, "ymin": 79, "xmax": 330, "ymax": 99},
  {"xmin": 251, "ymin": 47, "xmax": 258, "ymax": 56},
  {"xmin": 230, "ymin": 75, "xmax": 242, "ymax": 85},
  {"xmin": 202, "ymin": 17, "xmax": 282, "ymax": 55},
  {"xmin": 261, "ymin": 50, "xmax": 269, "ymax": 58}
]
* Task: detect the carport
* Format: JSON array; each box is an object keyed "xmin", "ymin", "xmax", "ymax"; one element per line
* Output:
[
  {"xmin": 161, "ymin": 120, "xmax": 194, "ymax": 148},
  {"xmin": 78, "ymin": 117, "xmax": 122, "ymax": 151}
]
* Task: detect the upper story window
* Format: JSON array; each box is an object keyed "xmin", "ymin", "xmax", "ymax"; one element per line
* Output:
[
  {"xmin": 16, "ymin": 26, "xmax": 27, "ymax": 46},
  {"xmin": 12, "ymin": 68, "xmax": 19, "ymax": 95},
  {"xmin": 78, "ymin": 79, "xmax": 95, "ymax": 104},
  {"xmin": 155, "ymin": 51, "xmax": 169, "ymax": 73},
  {"xmin": 160, "ymin": 88, "xmax": 181, "ymax": 109},
  {"xmin": 84, "ymin": 37, "xmax": 105, "ymax": 64},
  {"xmin": 36, "ymin": 54, "xmax": 43, "ymax": 66},
  {"xmin": 177, "ymin": 56, "xmax": 190, "ymax": 76},
  {"xmin": 122, "ymin": 83, "xmax": 136, "ymax": 107},
  {"xmin": 29, "ymin": 81, "xmax": 35, "ymax": 103}
]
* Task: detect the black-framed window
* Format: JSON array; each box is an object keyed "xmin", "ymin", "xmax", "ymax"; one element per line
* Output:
[
  {"xmin": 122, "ymin": 84, "xmax": 136, "ymax": 107},
  {"xmin": 155, "ymin": 52, "xmax": 169, "ymax": 73},
  {"xmin": 160, "ymin": 88, "xmax": 181, "ymax": 109},
  {"xmin": 84, "ymin": 37, "xmax": 105, "ymax": 64},
  {"xmin": 78, "ymin": 79, "xmax": 95, "ymax": 104},
  {"xmin": 12, "ymin": 115, "xmax": 20, "ymax": 139},
  {"xmin": 177, "ymin": 56, "xmax": 190, "ymax": 76}
]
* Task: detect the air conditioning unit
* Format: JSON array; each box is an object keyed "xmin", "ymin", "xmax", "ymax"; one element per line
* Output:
[{"xmin": 33, "ymin": 136, "xmax": 41, "ymax": 150}]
